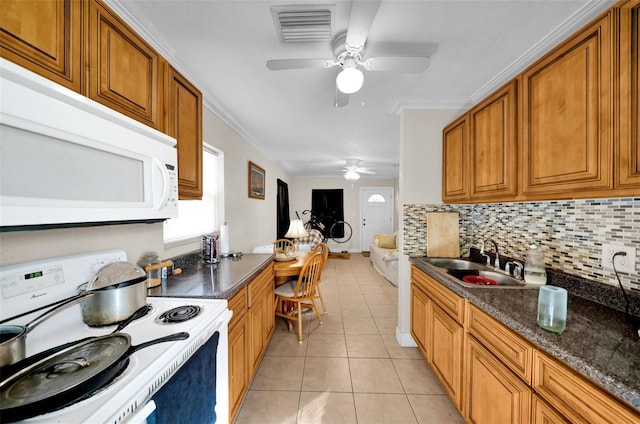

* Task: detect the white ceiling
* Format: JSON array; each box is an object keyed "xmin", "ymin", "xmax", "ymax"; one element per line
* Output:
[{"xmin": 109, "ymin": 0, "xmax": 614, "ymax": 179}]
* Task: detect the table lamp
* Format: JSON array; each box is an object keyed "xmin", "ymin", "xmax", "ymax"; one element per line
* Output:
[{"xmin": 284, "ymin": 219, "xmax": 308, "ymax": 251}]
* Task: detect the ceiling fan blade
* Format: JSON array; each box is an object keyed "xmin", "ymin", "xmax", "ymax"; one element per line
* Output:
[
  {"xmin": 266, "ymin": 58, "xmax": 334, "ymax": 70},
  {"xmin": 358, "ymin": 169, "xmax": 376, "ymax": 174},
  {"xmin": 334, "ymin": 86, "xmax": 349, "ymax": 108},
  {"xmin": 364, "ymin": 56, "xmax": 431, "ymax": 73},
  {"xmin": 345, "ymin": 0, "xmax": 382, "ymax": 50}
]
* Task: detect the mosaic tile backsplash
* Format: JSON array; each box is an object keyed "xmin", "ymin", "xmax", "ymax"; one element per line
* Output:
[{"xmin": 403, "ymin": 197, "xmax": 640, "ymax": 290}]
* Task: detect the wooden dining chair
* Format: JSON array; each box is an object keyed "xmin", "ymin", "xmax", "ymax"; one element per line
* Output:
[
  {"xmin": 273, "ymin": 238, "xmax": 295, "ymax": 254},
  {"xmin": 312, "ymin": 242, "xmax": 329, "ymax": 313},
  {"xmin": 274, "ymin": 252, "xmax": 324, "ymax": 343}
]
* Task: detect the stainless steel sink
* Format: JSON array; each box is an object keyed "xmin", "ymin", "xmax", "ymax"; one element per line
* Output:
[
  {"xmin": 420, "ymin": 257, "xmax": 533, "ymax": 288},
  {"xmin": 422, "ymin": 257, "xmax": 485, "ymax": 270}
]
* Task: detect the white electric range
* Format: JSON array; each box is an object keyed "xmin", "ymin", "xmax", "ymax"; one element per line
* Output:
[{"xmin": 0, "ymin": 250, "xmax": 231, "ymax": 423}]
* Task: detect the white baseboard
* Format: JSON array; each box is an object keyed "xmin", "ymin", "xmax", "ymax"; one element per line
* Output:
[{"xmin": 396, "ymin": 327, "xmax": 417, "ymax": 348}]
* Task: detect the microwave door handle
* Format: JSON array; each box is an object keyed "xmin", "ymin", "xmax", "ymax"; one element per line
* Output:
[{"xmin": 152, "ymin": 157, "xmax": 171, "ymax": 209}]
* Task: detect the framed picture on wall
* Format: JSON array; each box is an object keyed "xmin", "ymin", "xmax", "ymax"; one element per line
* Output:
[{"xmin": 248, "ymin": 161, "xmax": 265, "ymax": 199}]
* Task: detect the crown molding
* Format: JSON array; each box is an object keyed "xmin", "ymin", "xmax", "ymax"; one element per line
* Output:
[
  {"xmin": 470, "ymin": 0, "xmax": 613, "ymax": 103},
  {"xmin": 387, "ymin": 96, "xmax": 472, "ymax": 115},
  {"xmin": 104, "ymin": 0, "xmax": 267, "ymax": 156}
]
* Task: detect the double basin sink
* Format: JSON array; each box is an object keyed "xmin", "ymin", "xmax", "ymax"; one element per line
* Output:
[{"xmin": 421, "ymin": 257, "xmax": 534, "ymax": 289}]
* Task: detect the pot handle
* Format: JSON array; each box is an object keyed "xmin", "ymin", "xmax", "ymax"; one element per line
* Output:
[
  {"xmin": 129, "ymin": 332, "xmax": 189, "ymax": 354},
  {"xmin": 25, "ymin": 292, "xmax": 93, "ymax": 334}
]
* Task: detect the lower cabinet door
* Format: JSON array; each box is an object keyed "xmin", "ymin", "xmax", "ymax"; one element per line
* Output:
[
  {"xmin": 465, "ymin": 335, "xmax": 532, "ymax": 424},
  {"xmin": 532, "ymin": 395, "xmax": 570, "ymax": 424},
  {"xmin": 430, "ymin": 303, "xmax": 463, "ymax": 409},
  {"xmin": 229, "ymin": 318, "xmax": 249, "ymax": 422},
  {"xmin": 410, "ymin": 283, "xmax": 430, "ymax": 358}
]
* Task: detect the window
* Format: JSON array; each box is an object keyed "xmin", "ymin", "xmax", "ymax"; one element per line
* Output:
[
  {"xmin": 368, "ymin": 194, "xmax": 386, "ymax": 203},
  {"xmin": 164, "ymin": 145, "xmax": 223, "ymax": 245}
]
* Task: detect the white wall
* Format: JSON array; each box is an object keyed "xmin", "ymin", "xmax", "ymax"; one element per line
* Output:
[
  {"xmin": 167, "ymin": 108, "xmax": 292, "ymax": 256},
  {"xmin": 289, "ymin": 177, "xmax": 398, "ymax": 252},
  {"xmin": 396, "ymin": 109, "xmax": 461, "ymax": 346}
]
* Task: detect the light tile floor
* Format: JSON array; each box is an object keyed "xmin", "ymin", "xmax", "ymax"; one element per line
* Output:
[{"xmin": 234, "ymin": 254, "xmax": 465, "ymax": 424}]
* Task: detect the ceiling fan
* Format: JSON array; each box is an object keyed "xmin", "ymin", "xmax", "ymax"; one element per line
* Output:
[
  {"xmin": 266, "ymin": 0, "xmax": 431, "ymax": 108},
  {"xmin": 343, "ymin": 159, "xmax": 375, "ymax": 180}
]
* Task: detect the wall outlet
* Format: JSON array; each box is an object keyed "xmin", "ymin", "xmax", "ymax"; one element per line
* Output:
[{"xmin": 601, "ymin": 244, "xmax": 636, "ymax": 273}]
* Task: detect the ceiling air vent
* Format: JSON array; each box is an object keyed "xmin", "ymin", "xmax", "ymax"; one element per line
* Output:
[{"xmin": 271, "ymin": 5, "xmax": 335, "ymax": 43}]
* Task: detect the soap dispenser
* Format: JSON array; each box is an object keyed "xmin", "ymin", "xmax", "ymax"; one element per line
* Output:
[{"xmin": 524, "ymin": 244, "xmax": 547, "ymax": 285}]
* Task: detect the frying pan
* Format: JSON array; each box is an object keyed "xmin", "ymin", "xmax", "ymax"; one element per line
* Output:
[
  {"xmin": 0, "ymin": 331, "xmax": 189, "ymax": 422},
  {"xmin": 0, "ymin": 293, "xmax": 92, "ymax": 367},
  {"xmin": 0, "ymin": 304, "xmax": 152, "ymax": 380}
]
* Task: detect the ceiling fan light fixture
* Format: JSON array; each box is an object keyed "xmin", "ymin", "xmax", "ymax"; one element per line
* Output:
[
  {"xmin": 336, "ymin": 66, "xmax": 364, "ymax": 94},
  {"xmin": 344, "ymin": 170, "xmax": 360, "ymax": 180}
]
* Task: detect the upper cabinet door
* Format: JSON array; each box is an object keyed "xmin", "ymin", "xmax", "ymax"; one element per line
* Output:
[
  {"xmin": 0, "ymin": 0, "xmax": 82, "ymax": 92},
  {"xmin": 87, "ymin": 0, "xmax": 160, "ymax": 129},
  {"xmin": 521, "ymin": 13, "xmax": 613, "ymax": 198},
  {"xmin": 469, "ymin": 81, "xmax": 518, "ymax": 200},
  {"xmin": 442, "ymin": 114, "xmax": 470, "ymax": 203},
  {"xmin": 616, "ymin": 0, "xmax": 640, "ymax": 190},
  {"xmin": 166, "ymin": 65, "xmax": 203, "ymax": 200}
]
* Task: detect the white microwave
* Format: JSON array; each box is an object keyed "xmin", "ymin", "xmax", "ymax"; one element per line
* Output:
[{"xmin": 0, "ymin": 59, "xmax": 178, "ymax": 228}]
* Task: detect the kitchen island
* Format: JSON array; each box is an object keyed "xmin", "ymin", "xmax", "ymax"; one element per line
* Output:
[{"xmin": 411, "ymin": 256, "xmax": 640, "ymax": 423}]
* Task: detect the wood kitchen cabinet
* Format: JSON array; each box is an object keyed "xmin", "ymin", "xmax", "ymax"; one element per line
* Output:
[
  {"xmin": 410, "ymin": 266, "xmax": 465, "ymax": 410},
  {"xmin": 442, "ymin": 114, "xmax": 470, "ymax": 202},
  {"xmin": 0, "ymin": 0, "xmax": 83, "ymax": 92},
  {"xmin": 410, "ymin": 283, "xmax": 430, "ymax": 358},
  {"xmin": 248, "ymin": 264, "xmax": 275, "ymax": 377},
  {"xmin": 465, "ymin": 335, "xmax": 532, "ymax": 424},
  {"xmin": 533, "ymin": 350, "xmax": 640, "ymax": 424},
  {"xmin": 86, "ymin": 0, "xmax": 161, "ymax": 130},
  {"xmin": 469, "ymin": 80, "xmax": 518, "ymax": 200},
  {"xmin": 532, "ymin": 395, "xmax": 570, "ymax": 424},
  {"xmin": 615, "ymin": 0, "xmax": 640, "ymax": 192},
  {"xmin": 430, "ymin": 301, "xmax": 464, "ymax": 409},
  {"xmin": 228, "ymin": 286, "xmax": 249, "ymax": 422},
  {"xmin": 520, "ymin": 12, "xmax": 613, "ymax": 198},
  {"xmin": 165, "ymin": 64, "xmax": 203, "ymax": 200},
  {"xmin": 228, "ymin": 265, "xmax": 274, "ymax": 422},
  {"xmin": 412, "ymin": 265, "xmax": 640, "ymax": 424}
]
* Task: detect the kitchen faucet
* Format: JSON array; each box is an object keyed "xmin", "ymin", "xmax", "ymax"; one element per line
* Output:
[{"xmin": 480, "ymin": 238, "xmax": 500, "ymax": 270}]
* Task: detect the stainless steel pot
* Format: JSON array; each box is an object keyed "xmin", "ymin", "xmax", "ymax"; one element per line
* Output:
[
  {"xmin": 0, "ymin": 293, "xmax": 92, "ymax": 367},
  {"xmin": 78, "ymin": 262, "xmax": 148, "ymax": 326}
]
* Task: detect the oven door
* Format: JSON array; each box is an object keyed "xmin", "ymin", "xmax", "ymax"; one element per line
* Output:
[{"xmin": 148, "ymin": 331, "xmax": 220, "ymax": 423}]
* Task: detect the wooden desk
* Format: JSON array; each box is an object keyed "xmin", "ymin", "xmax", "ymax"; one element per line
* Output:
[{"xmin": 273, "ymin": 251, "xmax": 311, "ymax": 285}]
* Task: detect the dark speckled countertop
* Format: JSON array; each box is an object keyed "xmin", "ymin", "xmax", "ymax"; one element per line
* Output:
[
  {"xmin": 410, "ymin": 257, "xmax": 640, "ymax": 411},
  {"xmin": 148, "ymin": 253, "xmax": 274, "ymax": 299}
]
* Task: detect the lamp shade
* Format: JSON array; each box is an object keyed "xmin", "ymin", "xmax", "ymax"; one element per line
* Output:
[
  {"xmin": 336, "ymin": 67, "xmax": 364, "ymax": 94},
  {"xmin": 344, "ymin": 170, "xmax": 360, "ymax": 180},
  {"xmin": 284, "ymin": 219, "xmax": 308, "ymax": 239}
]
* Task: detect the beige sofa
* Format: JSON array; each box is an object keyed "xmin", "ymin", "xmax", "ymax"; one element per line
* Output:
[{"xmin": 369, "ymin": 233, "xmax": 398, "ymax": 286}]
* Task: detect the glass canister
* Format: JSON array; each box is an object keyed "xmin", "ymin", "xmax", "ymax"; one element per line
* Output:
[
  {"xmin": 524, "ymin": 243, "xmax": 547, "ymax": 285},
  {"xmin": 137, "ymin": 251, "xmax": 161, "ymax": 288}
]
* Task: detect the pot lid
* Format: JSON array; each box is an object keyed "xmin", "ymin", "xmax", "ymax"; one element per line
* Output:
[
  {"xmin": 0, "ymin": 334, "xmax": 131, "ymax": 410},
  {"xmin": 87, "ymin": 262, "xmax": 147, "ymax": 291}
]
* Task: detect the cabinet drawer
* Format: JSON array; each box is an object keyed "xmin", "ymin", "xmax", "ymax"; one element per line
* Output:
[
  {"xmin": 467, "ymin": 303, "xmax": 533, "ymax": 383},
  {"xmin": 533, "ymin": 351, "xmax": 640, "ymax": 424},
  {"xmin": 228, "ymin": 286, "xmax": 247, "ymax": 329},
  {"xmin": 411, "ymin": 266, "xmax": 465, "ymax": 323},
  {"xmin": 248, "ymin": 264, "xmax": 274, "ymax": 308}
]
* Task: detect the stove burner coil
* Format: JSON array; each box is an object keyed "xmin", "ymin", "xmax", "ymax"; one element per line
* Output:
[{"xmin": 157, "ymin": 305, "xmax": 201, "ymax": 324}]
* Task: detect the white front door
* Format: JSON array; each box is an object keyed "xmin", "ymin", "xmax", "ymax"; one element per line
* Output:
[{"xmin": 360, "ymin": 187, "xmax": 394, "ymax": 251}]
